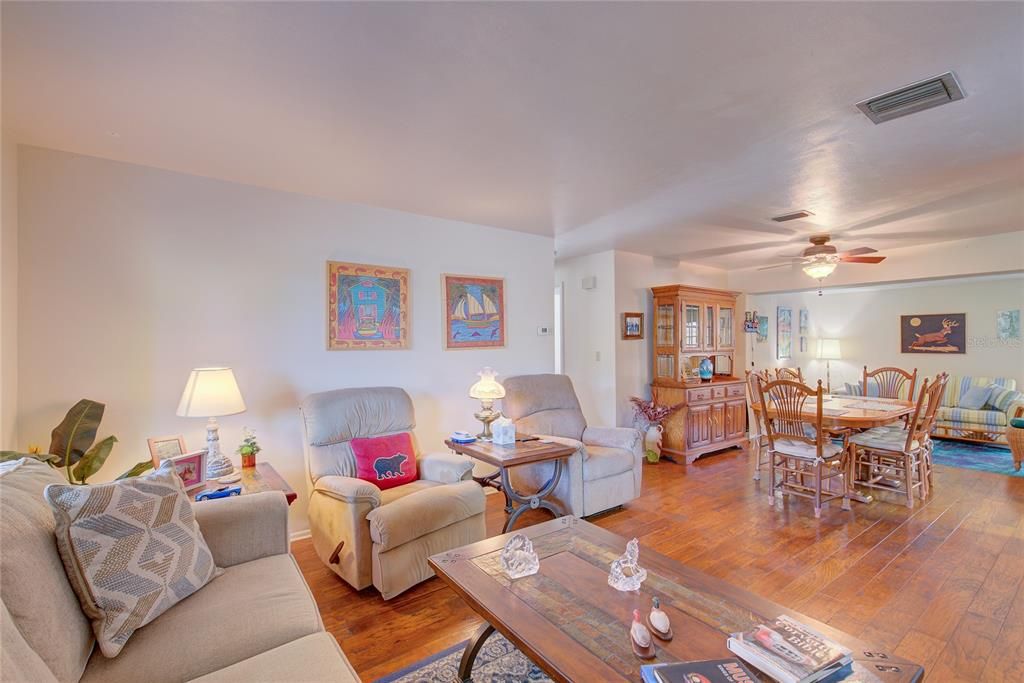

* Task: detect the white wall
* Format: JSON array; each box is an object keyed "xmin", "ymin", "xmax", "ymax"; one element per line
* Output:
[
  {"xmin": 17, "ymin": 147, "xmax": 555, "ymax": 533},
  {"xmin": 613, "ymin": 251, "xmax": 727, "ymax": 426},
  {"xmin": 746, "ymin": 274, "xmax": 1024, "ymax": 392},
  {"xmin": 1, "ymin": 137, "xmax": 17, "ymax": 449},
  {"xmin": 554, "ymin": 251, "xmax": 616, "ymax": 426}
]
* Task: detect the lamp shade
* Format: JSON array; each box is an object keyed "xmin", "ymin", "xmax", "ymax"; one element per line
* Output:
[
  {"xmin": 469, "ymin": 367, "xmax": 505, "ymax": 400},
  {"xmin": 802, "ymin": 258, "xmax": 838, "ymax": 280},
  {"xmin": 816, "ymin": 339, "xmax": 842, "ymax": 360},
  {"xmin": 176, "ymin": 367, "xmax": 246, "ymax": 417}
]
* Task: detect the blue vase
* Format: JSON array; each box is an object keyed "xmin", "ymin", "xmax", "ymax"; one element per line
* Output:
[{"xmin": 698, "ymin": 357, "xmax": 714, "ymax": 381}]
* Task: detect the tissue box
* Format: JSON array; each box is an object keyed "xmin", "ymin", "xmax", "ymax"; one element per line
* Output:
[{"xmin": 492, "ymin": 415, "xmax": 516, "ymax": 445}]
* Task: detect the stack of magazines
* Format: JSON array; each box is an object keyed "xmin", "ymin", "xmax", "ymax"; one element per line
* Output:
[
  {"xmin": 727, "ymin": 615, "xmax": 853, "ymax": 683},
  {"xmin": 640, "ymin": 659, "xmax": 757, "ymax": 683}
]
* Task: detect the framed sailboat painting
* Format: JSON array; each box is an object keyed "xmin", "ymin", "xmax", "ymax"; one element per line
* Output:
[{"xmin": 442, "ymin": 274, "xmax": 506, "ymax": 349}]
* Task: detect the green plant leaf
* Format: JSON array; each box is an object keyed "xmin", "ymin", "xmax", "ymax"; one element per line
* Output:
[
  {"xmin": 0, "ymin": 450, "xmax": 60, "ymax": 464},
  {"xmin": 72, "ymin": 435, "xmax": 117, "ymax": 484},
  {"xmin": 116, "ymin": 460, "xmax": 155, "ymax": 480},
  {"xmin": 49, "ymin": 399, "xmax": 105, "ymax": 468}
]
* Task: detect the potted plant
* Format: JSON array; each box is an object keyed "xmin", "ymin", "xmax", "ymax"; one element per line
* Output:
[
  {"xmin": 0, "ymin": 399, "xmax": 153, "ymax": 483},
  {"xmin": 236, "ymin": 428, "xmax": 261, "ymax": 469},
  {"xmin": 629, "ymin": 397, "xmax": 684, "ymax": 463}
]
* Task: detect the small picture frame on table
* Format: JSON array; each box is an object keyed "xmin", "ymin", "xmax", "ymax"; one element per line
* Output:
[
  {"xmin": 147, "ymin": 435, "xmax": 187, "ymax": 463},
  {"xmin": 167, "ymin": 450, "xmax": 209, "ymax": 492},
  {"xmin": 622, "ymin": 312, "xmax": 644, "ymax": 340}
]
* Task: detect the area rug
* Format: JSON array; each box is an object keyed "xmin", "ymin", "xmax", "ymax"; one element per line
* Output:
[
  {"xmin": 374, "ymin": 632, "xmax": 550, "ymax": 683},
  {"xmin": 930, "ymin": 437, "xmax": 1019, "ymax": 477}
]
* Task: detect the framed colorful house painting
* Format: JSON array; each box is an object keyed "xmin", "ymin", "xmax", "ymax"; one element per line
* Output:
[
  {"xmin": 327, "ymin": 261, "xmax": 409, "ymax": 350},
  {"xmin": 442, "ymin": 274, "xmax": 506, "ymax": 349}
]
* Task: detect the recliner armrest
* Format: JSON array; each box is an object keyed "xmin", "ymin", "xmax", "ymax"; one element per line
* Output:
[
  {"xmin": 582, "ymin": 426, "xmax": 642, "ymax": 454},
  {"xmin": 314, "ymin": 475, "xmax": 382, "ymax": 509},
  {"xmin": 192, "ymin": 491, "xmax": 289, "ymax": 567},
  {"xmin": 418, "ymin": 451, "xmax": 474, "ymax": 483}
]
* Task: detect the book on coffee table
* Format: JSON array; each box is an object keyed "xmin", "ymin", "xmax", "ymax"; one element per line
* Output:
[
  {"xmin": 640, "ymin": 658, "xmax": 757, "ymax": 683},
  {"xmin": 728, "ymin": 614, "xmax": 853, "ymax": 683}
]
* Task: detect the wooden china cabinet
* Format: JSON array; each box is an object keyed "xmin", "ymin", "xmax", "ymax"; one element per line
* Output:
[{"xmin": 650, "ymin": 285, "xmax": 747, "ymax": 463}]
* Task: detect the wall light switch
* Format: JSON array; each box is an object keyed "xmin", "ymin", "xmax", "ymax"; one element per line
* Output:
[{"xmin": 537, "ymin": 326, "xmax": 551, "ymax": 335}]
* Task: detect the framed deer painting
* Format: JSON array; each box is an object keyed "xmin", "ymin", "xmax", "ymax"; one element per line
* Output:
[{"xmin": 900, "ymin": 313, "xmax": 966, "ymax": 354}]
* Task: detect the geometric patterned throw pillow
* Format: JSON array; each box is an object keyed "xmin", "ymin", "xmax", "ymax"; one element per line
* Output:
[{"xmin": 44, "ymin": 459, "xmax": 222, "ymax": 657}]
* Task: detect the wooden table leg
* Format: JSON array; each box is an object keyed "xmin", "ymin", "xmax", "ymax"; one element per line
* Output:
[{"xmin": 459, "ymin": 622, "xmax": 495, "ymax": 682}]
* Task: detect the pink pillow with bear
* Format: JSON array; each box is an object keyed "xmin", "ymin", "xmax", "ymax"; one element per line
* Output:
[{"xmin": 350, "ymin": 433, "xmax": 418, "ymax": 490}]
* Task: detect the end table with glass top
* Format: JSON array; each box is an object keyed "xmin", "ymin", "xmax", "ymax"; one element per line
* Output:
[{"xmin": 444, "ymin": 437, "xmax": 577, "ymax": 532}]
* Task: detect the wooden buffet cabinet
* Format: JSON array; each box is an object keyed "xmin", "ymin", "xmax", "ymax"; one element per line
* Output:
[{"xmin": 650, "ymin": 285, "xmax": 747, "ymax": 463}]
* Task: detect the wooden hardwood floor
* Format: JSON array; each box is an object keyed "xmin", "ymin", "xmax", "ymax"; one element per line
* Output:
[{"xmin": 292, "ymin": 444, "xmax": 1024, "ymax": 682}]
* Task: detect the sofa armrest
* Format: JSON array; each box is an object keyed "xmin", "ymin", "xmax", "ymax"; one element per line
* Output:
[
  {"xmin": 366, "ymin": 480, "xmax": 484, "ymax": 551},
  {"xmin": 313, "ymin": 475, "xmax": 382, "ymax": 509},
  {"xmin": 582, "ymin": 426, "xmax": 643, "ymax": 455},
  {"xmin": 418, "ymin": 451, "xmax": 474, "ymax": 483},
  {"xmin": 193, "ymin": 491, "xmax": 289, "ymax": 567}
]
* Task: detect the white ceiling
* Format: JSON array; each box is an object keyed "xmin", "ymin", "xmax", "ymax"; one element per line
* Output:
[{"xmin": 4, "ymin": 2, "xmax": 1023, "ymax": 269}]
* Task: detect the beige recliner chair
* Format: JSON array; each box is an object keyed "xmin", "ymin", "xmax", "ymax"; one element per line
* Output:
[
  {"xmin": 299, "ymin": 387, "xmax": 486, "ymax": 599},
  {"xmin": 501, "ymin": 374, "xmax": 643, "ymax": 517}
]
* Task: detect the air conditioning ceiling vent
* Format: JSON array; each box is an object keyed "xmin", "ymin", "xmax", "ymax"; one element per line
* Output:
[{"xmin": 857, "ymin": 72, "xmax": 964, "ymax": 124}]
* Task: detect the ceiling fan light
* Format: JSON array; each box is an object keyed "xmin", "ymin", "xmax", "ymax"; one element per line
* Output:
[{"xmin": 802, "ymin": 258, "xmax": 838, "ymax": 280}]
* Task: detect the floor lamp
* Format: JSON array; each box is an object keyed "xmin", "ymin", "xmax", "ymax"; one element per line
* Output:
[{"xmin": 817, "ymin": 339, "xmax": 842, "ymax": 394}]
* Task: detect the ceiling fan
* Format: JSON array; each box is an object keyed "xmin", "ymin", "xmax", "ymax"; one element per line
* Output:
[{"xmin": 758, "ymin": 234, "xmax": 886, "ymax": 282}]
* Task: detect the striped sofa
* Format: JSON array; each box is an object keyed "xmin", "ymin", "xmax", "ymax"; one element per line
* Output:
[
  {"xmin": 839, "ymin": 375, "xmax": 1023, "ymax": 445},
  {"xmin": 932, "ymin": 376, "xmax": 1023, "ymax": 445}
]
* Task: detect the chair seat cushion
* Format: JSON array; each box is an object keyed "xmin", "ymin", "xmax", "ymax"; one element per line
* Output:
[
  {"xmin": 1011, "ymin": 417, "xmax": 1024, "ymax": 429},
  {"xmin": 44, "ymin": 460, "xmax": 222, "ymax": 658},
  {"xmin": 935, "ymin": 407, "xmax": 1006, "ymax": 426},
  {"xmin": 582, "ymin": 445, "xmax": 635, "ymax": 481},
  {"xmin": 80, "ymin": 554, "xmax": 322, "ymax": 683},
  {"xmin": 380, "ymin": 479, "xmax": 441, "ymax": 505},
  {"xmin": 351, "ymin": 433, "xmax": 418, "ymax": 490},
  {"xmin": 367, "ymin": 480, "xmax": 485, "ymax": 551},
  {"xmin": 188, "ymin": 632, "xmax": 359, "ymax": 683},
  {"xmin": 850, "ymin": 427, "xmax": 920, "ymax": 452},
  {"xmin": 773, "ymin": 439, "xmax": 842, "ymax": 460}
]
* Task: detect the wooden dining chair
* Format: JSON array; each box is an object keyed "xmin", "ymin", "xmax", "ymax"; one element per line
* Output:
[
  {"xmin": 745, "ymin": 369, "xmax": 772, "ymax": 481},
  {"xmin": 850, "ymin": 373, "xmax": 946, "ymax": 507},
  {"xmin": 863, "ymin": 366, "xmax": 918, "ymax": 400},
  {"xmin": 757, "ymin": 376, "xmax": 847, "ymax": 517},
  {"xmin": 775, "ymin": 367, "xmax": 804, "ymax": 383}
]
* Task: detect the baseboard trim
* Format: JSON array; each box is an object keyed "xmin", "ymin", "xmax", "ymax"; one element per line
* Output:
[{"xmin": 289, "ymin": 528, "xmax": 312, "ymax": 542}]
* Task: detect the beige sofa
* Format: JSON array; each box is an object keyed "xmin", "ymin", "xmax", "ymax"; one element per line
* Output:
[
  {"xmin": 0, "ymin": 457, "xmax": 359, "ymax": 683},
  {"xmin": 502, "ymin": 374, "xmax": 644, "ymax": 517},
  {"xmin": 299, "ymin": 386, "xmax": 486, "ymax": 599}
]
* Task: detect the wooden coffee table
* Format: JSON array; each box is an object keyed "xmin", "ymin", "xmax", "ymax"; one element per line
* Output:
[
  {"xmin": 444, "ymin": 438, "xmax": 577, "ymax": 532},
  {"xmin": 429, "ymin": 517, "xmax": 923, "ymax": 683}
]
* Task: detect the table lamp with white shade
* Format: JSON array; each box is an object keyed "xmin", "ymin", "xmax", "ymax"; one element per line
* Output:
[
  {"xmin": 816, "ymin": 339, "xmax": 842, "ymax": 393},
  {"xmin": 176, "ymin": 367, "xmax": 246, "ymax": 478},
  {"xmin": 469, "ymin": 367, "xmax": 505, "ymax": 440}
]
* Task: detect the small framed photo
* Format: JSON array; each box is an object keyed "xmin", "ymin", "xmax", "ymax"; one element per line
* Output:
[
  {"xmin": 622, "ymin": 312, "xmax": 644, "ymax": 340},
  {"xmin": 168, "ymin": 450, "xmax": 208, "ymax": 491},
  {"xmin": 147, "ymin": 435, "xmax": 187, "ymax": 466}
]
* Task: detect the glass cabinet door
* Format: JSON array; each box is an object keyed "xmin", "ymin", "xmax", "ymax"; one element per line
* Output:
[
  {"xmin": 717, "ymin": 305, "xmax": 735, "ymax": 350},
  {"xmin": 682, "ymin": 303, "xmax": 701, "ymax": 350},
  {"xmin": 656, "ymin": 303, "xmax": 675, "ymax": 346},
  {"xmin": 656, "ymin": 353, "xmax": 676, "ymax": 381},
  {"xmin": 704, "ymin": 304, "xmax": 716, "ymax": 350}
]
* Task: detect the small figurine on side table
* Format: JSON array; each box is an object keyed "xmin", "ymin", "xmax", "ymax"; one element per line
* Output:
[
  {"xmin": 647, "ymin": 597, "xmax": 673, "ymax": 640},
  {"xmin": 630, "ymin": 609, "xmax": 656, "ymax": 660}
]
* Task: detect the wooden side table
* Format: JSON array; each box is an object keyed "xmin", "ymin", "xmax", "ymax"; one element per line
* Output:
[
  {"xmin": 192, "ymin": 462, "xmax": 297, "ymax": 505},
  {"xmin": 444, "ymin": 438, "xmax": 577, "ymax": 532}
]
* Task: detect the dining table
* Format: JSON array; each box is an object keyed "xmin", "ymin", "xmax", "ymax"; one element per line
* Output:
[{"xmin": 751, "ymin": 394, "xmax": 917, "ymax": 504}]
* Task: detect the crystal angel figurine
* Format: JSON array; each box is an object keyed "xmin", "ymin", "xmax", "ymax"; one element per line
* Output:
[
  {"xmin": 608, "ymin": 538, "xmax": 647, "ymax": 591},
  {"xmin": 500, "ymin": 533, "xmax": 540, "ymax": 579}
]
